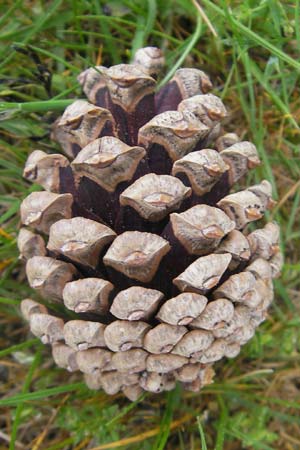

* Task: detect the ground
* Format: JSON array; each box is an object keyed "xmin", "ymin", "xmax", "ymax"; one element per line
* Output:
[{"xmin": 0, "ymin": 1, "xmax": 299, "ymax": 449}]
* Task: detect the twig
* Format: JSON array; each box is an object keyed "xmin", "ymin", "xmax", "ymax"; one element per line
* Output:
[
  {"xmin": 89, "ymin": 414, "xmax": 193, "ymax": 450},
  {"xmin": 271, "ymin": 179, "xmax": 300, "ymax": 217},
  {"xmin": 31, "ymin": 394, "xmax": 70, "ymax": 450},
  {"xmin": 192, "ymin": 0, "xmax": 217, "ymax": 37},
  {"xmin": 0, "ymin": 431, "xmax": 25, "ymax": 449}
]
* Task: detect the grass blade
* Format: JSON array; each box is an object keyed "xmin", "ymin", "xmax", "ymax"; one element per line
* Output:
[
  {"xmin": 131, "ymin": 0, "xmax": 157, "ymax": 58},
  {"xmin": 0, "ymin": 0, "xmax": 64, "ymax": 68},
  {"xmin": 0, "ymin": 99, "xmax": 75, "ymax": 113},
  {"xmin": 153, "ymin": 385, "xmax": 181, "ymax": 450},
  {"xmin": 197, "ymin": 416, "xmax": 208, "ymax": 450},
  {"xmin": 214, "ymin": 396, "xmax": 228, "ymax": 450},
  {"xmin": 201, "ymin": 0, "xmax": 300, "ymax": 72},
  {"xmin": 9, "ymin": 350, "xmax": 42, "ymax": 450},
  {"xmin": 0, "ymin": 383, "xmax": 86, "ymax": 407},
  {"xmin": 157, "ymin": 13, "xmax": 202, "ymax": 88},
  {"xmin": 0, "ymin": 338, "xmax": 39, "ymax": 358}
]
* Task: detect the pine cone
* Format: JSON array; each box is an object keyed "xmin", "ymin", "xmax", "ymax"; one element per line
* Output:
[{"xmin": 18, "ymin": 47, "xmax": 282, "ymax": 401}]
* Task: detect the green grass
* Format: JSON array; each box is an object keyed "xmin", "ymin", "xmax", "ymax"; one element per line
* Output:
[{"xmin": 0, "ymin": 0, "xmax": 299, "ymax": 449}]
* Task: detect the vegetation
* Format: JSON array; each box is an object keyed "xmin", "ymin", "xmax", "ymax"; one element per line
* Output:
[{"xmin": 0, "ymin": 1, "xmax": 299, "ymax": 449}]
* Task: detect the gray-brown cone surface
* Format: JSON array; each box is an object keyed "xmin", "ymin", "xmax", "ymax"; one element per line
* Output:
[{"xmin": 19, "ymin": 47, "xmax": 282, "ymax": 401}]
